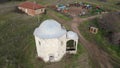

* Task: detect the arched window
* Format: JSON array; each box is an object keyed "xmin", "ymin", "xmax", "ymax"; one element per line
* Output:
[
  {"xmin": 66, "ymin": 40, "xmax": 76, "ymax": 51},
  {"xmin": 39, "ymin": 41, "xmax": 41, "ymax": 46},
  {"xmin": 49, "ymin": 54, "xmax": 54, "ymax": 62},
  {"xmin": 61, "ymin": 41, "xmax": 63, "ymax": 46}
]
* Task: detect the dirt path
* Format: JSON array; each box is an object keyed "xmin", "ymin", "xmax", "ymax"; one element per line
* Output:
[
  {"xmin": 48, "ymin": 10, "xmax": 114, "ymax": 68},
  {"xmin": 70, "ymin": 15, "xmax": 113, "ymax": 68},
  {"xmin": 45, "ymin": 11, "xmax": 91, "ymax": 68}
]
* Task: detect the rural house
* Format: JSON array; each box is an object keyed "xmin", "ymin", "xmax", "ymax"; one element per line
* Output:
[
  {"xmin": 18, "ymin": 2, "xmax": 45, "ymax": 16},
  {"xmin": 33, "ymin": 19, "xmax": 78, "ymax": 62}
]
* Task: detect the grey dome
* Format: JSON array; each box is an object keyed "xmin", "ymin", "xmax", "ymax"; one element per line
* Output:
[
  {"xmin": 34, "ymin": 19, "xmax": 67, "ymax": 39},
  {"xmin": 67, "ymin": 31, "xmax": 78, "ymax": 40}
]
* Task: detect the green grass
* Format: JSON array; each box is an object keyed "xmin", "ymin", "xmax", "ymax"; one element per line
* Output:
[
  {"xmin": 1, "ymin": 0, "xmax": 119, "ymax": 67},
  {"xmin": 33, "ymin": 0, "xmax": 120, "ymax": 11},
  {"xmin": 48, "ymin": 9, "xmax": 72, "ymax": 21},
  {"xmin": 0, "ymin": 2, "xmax": 87, "ymax": 68},
  {"xmin": 55, "ymin": 12, "xmax": 71, "ymax": 21},
  {"xmin": 0, "ymin": 10, "xmax": 51, "ymax": 68},
  {"xmin": 84, "ymin": 0, "xmax": 118, "ymax": 11},
  {"xmin": 0, "ymin": 13, "xmax": 87, "ymax": 68},
  {"xmin": 78, "ymin": 18, "xmax": 120, "ymax": 67},
  {"xmin": 64, "ymin": 43, "xmax": 87, "ymax": 68}
]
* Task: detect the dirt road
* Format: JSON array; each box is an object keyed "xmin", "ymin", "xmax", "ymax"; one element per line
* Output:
[
  {"xmin": 48, "ymin": 10, "xmax": 114, "ymax": 68},
  {"xmin": 70, "ymin": 16, "xmax": 113, "ymax": 68}
]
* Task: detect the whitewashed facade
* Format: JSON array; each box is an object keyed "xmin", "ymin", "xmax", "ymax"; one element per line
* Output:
[{"xmin": 33, "ymin": 19, "xmax": 78, "ymax": 62}]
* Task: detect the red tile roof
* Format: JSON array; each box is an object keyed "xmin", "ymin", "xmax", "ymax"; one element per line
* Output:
[{"xmin": 19, "ymin": 2, "xmax": 44, "ymax": 10}]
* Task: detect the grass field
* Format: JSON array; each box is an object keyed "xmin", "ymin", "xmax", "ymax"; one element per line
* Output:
[
  {"xmin": 0, "ymin": 0, "xmax": 120, "ymax": 68},
  {"xmin": 78, "ymin": 18, "xmax": 120, "ymax": 68},
  {"xmin": 0, "ymin": 10, "xmax": 50, "ymax": 68},
  {"xmin": 0, "ymin": 2, "xmax": 90, "ymax": 68},
  {"xmin": 31, "ymin": 0, "xmax": 120, "ymax": 11}
]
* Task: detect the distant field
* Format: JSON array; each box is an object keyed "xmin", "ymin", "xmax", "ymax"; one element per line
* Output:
[{"xmin": 28, "ymin": 0, "xmax": 120, "ymax": 11}]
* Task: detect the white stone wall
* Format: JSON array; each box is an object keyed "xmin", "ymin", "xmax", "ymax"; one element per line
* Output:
[
  {"xmin": 35, "ymin": 8, "xmax": 45, "ymax": 14},
  {"xmin": 34, "ymin": 32, "xmax": 78, "ymax": 62},
  {"xmin": 35, "ymin": 34, "xmax": 66, "ymax": 62}
]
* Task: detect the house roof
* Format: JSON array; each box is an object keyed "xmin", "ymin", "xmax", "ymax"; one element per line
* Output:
[
  {"xmin": 34, "ymin": 19, "xmax": 67, "ymax": 39},
  {"xmin": 18, "ymin": 1, "xmax": 44, "ymax": 10}
]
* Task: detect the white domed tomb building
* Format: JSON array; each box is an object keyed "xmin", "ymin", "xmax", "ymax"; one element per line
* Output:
[{"xmin": 33, "ymin": 19, "xmax": 78, "ymax": 62}]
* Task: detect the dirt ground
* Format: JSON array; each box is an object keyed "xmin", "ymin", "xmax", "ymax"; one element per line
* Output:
[
  {"xmin": 48, "ymin": 9, "xmax": 115, "ymax": 68},
  {"xmin": 68, "ymin": 7, "xmax": 88, "ymax": 17},
  {"xmin": 0, "ymin": 2, "xmax": 91, "ymax": 68},
  {"xmin": 70, "ymin": 16, "xmax": 113, "ymax": 68},
  {"xmin": 1, "ymin": 1, "xmax": 119, "ymax": 68},
  {"xmin": 42, "ymin": 53, "xmax": 90, "ymax": 68}
]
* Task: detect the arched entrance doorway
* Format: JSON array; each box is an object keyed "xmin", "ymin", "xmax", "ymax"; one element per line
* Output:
[{"xmin": 66, "ymin": 40, "xmax": 76, "ymax": 51}]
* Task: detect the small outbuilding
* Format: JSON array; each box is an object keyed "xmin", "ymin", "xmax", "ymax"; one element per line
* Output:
[
  {"xmin": 33, "ymin": 19, "xmax": 78, "ymax": 62},
  {"xmin": 18, "ymin": 2, "xmax": 45, "ymax": 16},
  {"xmin": 89, "ymin": 27, "xmax": 98, "ymax": 34}
]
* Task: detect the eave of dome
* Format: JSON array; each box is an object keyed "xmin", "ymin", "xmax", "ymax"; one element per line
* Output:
[
  {"xmin": 34, "ymin": 19, "xmax": 67, "ymax": 39},
  {"xmin": 67, "ymin": 31, "xmax": 78, "ymax": 40}
]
